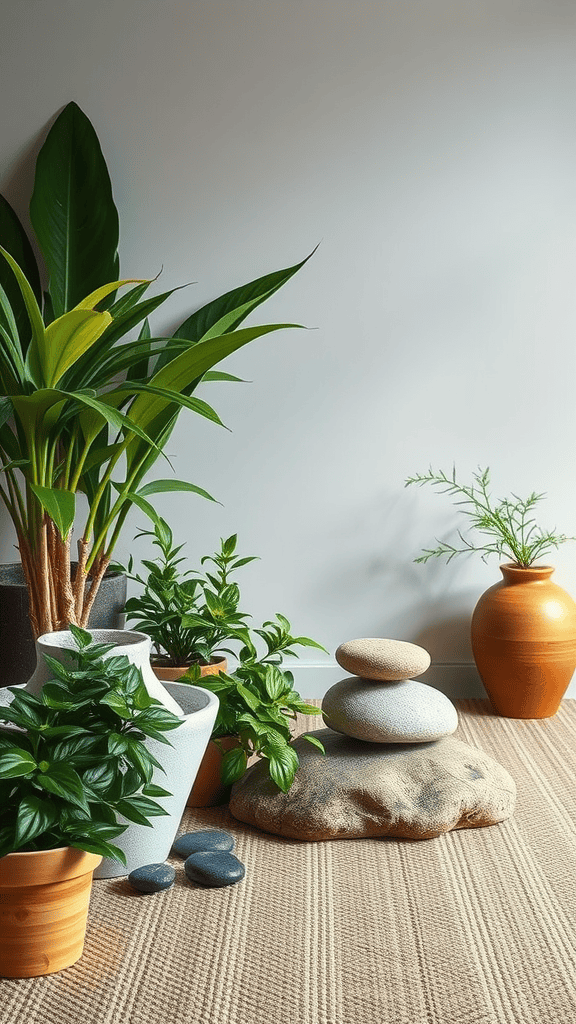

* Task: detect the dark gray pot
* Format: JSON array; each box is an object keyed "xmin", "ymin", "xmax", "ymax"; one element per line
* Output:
[{"xmin": 0, "ymin": 563, "xmax": 127, "ymax": 687}]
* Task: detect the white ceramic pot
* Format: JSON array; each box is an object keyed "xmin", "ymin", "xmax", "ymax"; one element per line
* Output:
[
  {"xmin": 21, "ymin": 629, "xmax": 219, "ymax": 878},
  {"xmin": 26, "ymin": 629, "xmax": 183, "ymax": 715},
  {"xmin": 95, "ymin": 682, "xmax": 218, "ymax": 878}
]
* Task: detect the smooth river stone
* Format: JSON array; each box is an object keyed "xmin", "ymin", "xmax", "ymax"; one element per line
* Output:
[
  {"xmin": 173, "ymin": 830, "xmax": 234, "ymax": 858},
  {"xmin": 335, "ymin": 638, "xmax": 431, "ymax": 681},
  {"xmin": 229, "ymin": 729, "xmax": 516, "ymax": 841},
  {"xmin": 322, "ymin": 676, "xmax": 458, "ymax": 742},
  {"xmin": 184, "ymin": 851, "xmax": 245, "ymax": 888},
  {"xmin": 128, "ymin": 863, "xmax": 176, "ymax": 893}
]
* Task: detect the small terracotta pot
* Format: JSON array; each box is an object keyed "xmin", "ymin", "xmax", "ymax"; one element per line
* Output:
[
  {"xmin": 0, "ymin": 847, "xmax": 102, "ymax": 978},
  {"xmin": 471, "ymin": 563, "xmax": 576, "ymax": 719},
  {"xmin": 152, "ymin": 656, "xmax": 228, "ymax": 683},
  {"xmin": 188, "ymin": 734, "xmax": 243, "ymax": 807}
]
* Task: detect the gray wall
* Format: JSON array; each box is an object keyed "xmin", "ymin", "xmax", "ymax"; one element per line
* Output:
[{"xmin": 2, "ymin": 1, "xmax": 576, "ymax": 696}]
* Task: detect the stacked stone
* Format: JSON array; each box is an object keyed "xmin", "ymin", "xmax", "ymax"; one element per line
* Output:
[
  {"xmin": 323, "ymin": 638, "xmax": 458, "ymax": 743},
  {"xmin": 229, "ymin": 635, "xmax": 517, "ymax": 842}
]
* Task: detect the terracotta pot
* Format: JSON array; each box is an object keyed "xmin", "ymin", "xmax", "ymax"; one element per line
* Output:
[
  {"xmin": 471, "ymin": 563, "xmax": 576, "ymax": 719},
  {"xmin": 187, "ymin": 734, "xmax": 242, "ymax": 807},
  {"xmin": 152, "ymin": 656, "xmax": 228, "ymax": 683},
  {"xmin": 0, "ymin": 847, "xmax": 101, "ymax": 978}
]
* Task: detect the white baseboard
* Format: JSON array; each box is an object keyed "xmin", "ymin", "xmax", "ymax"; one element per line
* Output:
[{"xmin": 288, "ymin": 660, "xmax": 576, "ymax": 701}]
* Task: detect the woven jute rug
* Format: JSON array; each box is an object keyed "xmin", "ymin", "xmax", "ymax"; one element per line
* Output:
[{"xmin": 2, "ymin": 699, "xmax": 576, "ymax": 1024}]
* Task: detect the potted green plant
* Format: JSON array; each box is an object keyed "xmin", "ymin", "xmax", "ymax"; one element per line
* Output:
[
  {"xmin": 120, "ymin": 520, "xmax": 256, "ymax": 681},
  {"xmin": 0, "ymin": 100, "xmax": 313, "ymax": 643},
  {"xmin": 185, "ymin": 613, "xmax": 327, "ymax": 805},
  {"xmin": 405, "ymin": 465, "xmax": 576, "ymax": 718},
  {"xmin": 0, "ymin": 624, "xmax": 181, "ymax": 977}
]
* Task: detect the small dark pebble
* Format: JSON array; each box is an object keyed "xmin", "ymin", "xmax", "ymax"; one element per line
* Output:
[
  {"xmin": 184, "ymin": 851, "xmax": 245, "ymax": 888},
  {"xmin": 173, "ymin": 830, "xmax": 234, "ymax": 858},
  {"xmin": 128, "ymin": 863, "xmax": 176, "ymax": 893}
]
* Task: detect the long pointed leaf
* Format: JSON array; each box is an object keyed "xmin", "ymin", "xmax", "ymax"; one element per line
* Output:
[
  {"xmin": 0, "ymin": 194, "xmax": 41, "ymax": 345},
  {"xmin": 30, "ymin": 101, "xmax": 119, "ymax": 316},
  {"xmin": 171, "ymin": 249, "xmax": 316, "ymax": 346},
  {"xmin": 137, "ymin": 479, "xmax": 218, "ymax": 502},
  {"xmin": 0, "ymin": 246, "xmax": 45, "ymax": 383}
]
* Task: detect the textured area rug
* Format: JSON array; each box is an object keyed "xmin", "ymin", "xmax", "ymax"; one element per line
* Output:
[{"xmin": 2, "ymin": 699, "xmax": 576, "ymax": 1024}]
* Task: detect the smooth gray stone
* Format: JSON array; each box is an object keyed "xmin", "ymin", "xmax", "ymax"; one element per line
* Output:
[
  {"xmin": 229, "ymin": 728, "xmax": 516, "ymax": 841},
  {"xmin": 322, "ymin": 676, "xmax": 458, "ymax": 742},
  {"xmin": 128, "ymin": 863, "xmax": 176, "ymax": 893},
  {"xmin": 184, "ymin": 851, "xmax": 245, "ymax": 887},
  {"xmin": 173, "ymin": 830, "xmax": 235, "ymax": 858}
]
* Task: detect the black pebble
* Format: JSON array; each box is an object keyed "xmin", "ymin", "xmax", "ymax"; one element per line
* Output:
[
  {"xmin": 173, "ymin": 830, "xmax": 234, "ymax": 858},
  {"xmin": 128, "ymin": 863, "xmax": 176, "ymax": 893},
  {"xmin": 184, "ymin": 851, "xmax": 245, "ymax": 888}
]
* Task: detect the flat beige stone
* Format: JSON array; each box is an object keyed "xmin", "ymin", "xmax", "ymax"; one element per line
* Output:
[
  {"xmin": 335, "ymin": 638, "xmax": 431, "ymax": 680},
  {"xmin": 229, "ymin": 729, "xmax": 516, "ymax": 841}
]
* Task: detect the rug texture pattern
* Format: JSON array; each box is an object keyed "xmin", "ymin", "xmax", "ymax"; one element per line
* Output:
[{"xmin": 1, "ymin": 699, "xmax": 575, "ymax": 1024}]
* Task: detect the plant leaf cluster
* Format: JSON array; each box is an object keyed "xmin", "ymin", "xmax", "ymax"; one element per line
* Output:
[
  {"xmin": 187, "ymin": 613, "xmax": 327, "ymax": 793},
  {"xmin": 0, "ymin": 101, "xmax": 313, "ymax": 636},
  {"xmin": 405, "ymin": 466, "xmax": 573, "ymax": 568},
  {"xmin": 0, "ymin": 625, "xmax": 181, "ymax": 861},
  {"xmin": 120, "ymin": 522, "xmax": 256, "ymax": 665}
]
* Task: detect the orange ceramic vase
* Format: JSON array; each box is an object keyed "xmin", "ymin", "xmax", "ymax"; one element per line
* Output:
[
  {"xmin": 0, "ymin": 847, "xmax": 102, "ymax": 978},
  {"xmin": 471, "ymin": 564, "xmax": 576, "ymax": 719}
]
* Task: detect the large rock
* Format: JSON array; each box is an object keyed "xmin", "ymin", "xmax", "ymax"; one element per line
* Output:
[
  {"xmin": 229, "ymin": 729, "xmax": 516, "ymax": 841},
  {"xmin": 335, "ymin": 637, "xmax": 431, "ymax": 680},
  {"xmin": 322, "ymin": 677, "xmax": 458, "ymax": 742}
]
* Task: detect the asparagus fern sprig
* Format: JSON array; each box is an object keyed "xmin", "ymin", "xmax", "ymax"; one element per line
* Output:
[{"xmin": 405, "ymin": 465, "xmax": 573, "ymax": 568}]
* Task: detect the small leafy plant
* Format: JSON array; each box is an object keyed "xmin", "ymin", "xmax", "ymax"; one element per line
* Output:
[
  {"xmin": 406, "ymin": 465, "xmax": 573, "ymax": 567},
  {"xmin": 0, "ymin": 625, "xmax": 181, "ymax": 861},
  {"xmin": 188, "ymin": 614, "xmax": 327, "ymax": 792},
  {"xmin": 121, "ymin": 521, "xmax": 256, "ymax": 666}
]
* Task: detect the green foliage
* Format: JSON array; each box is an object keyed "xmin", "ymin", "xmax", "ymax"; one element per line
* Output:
[
  {"xmin": 120, "ymin": 521, "xmax": 256, "ymax": 666},
  {"xmin": 405, "ymin": 465, "xmax": 573, "ymax": 568},
  {"xmin": 0, "ymin": 100, "xmax": 313, "ymax": 631},
  {"xmin": 0, "ymin": 625, "xmax": 181, "ymax": 861},
  {"xmin": 189, "ymin": 614, "xmax": 327, "ymax": 793}
]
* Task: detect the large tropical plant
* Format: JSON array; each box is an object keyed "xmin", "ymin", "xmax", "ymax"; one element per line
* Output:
[{"xmin": 0, "ymin": 102, "xmax": 311, "ymax": 637}]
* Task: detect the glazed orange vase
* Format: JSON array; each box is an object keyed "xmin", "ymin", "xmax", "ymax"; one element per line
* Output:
[
  {"xmin": 0, "ymin": 847, "xmax": 102, "ymax": 978},
  {"xmin": 471, "ymin": 564, "xmax": 576, "ymax": 719}
]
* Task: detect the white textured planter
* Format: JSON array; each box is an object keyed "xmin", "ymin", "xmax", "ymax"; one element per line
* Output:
[
  {"xmin": 20, "ymin": 629, "xmax": 219, "ymax": 879},
  {"xmin": 26, "ymin": 629, "xmax": 182, "ymax": 715},
  {"xmin": 95, "ymin": 681, "xmax": 218, "ymax": 878}
]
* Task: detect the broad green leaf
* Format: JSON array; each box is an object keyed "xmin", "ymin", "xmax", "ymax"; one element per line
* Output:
[
  {"xmin": 0, "ymin": 748, "xmax": 37, "ymax": 778},
  {"xmin": 68, "ymin": 839, "xmax": 127, "ymax": 864},
  {"xmin": 266, "ymin": 744, "xmax": 299, "ymax": 793},
  {"xmin": 15, "ymin": 794, "xmax": 58, "ymax": 848},
  {"xmin": 36, "ymin": 763, "xmax": 89, "ymax": 809},
  {"xmin": 236, "ymin": 682, "xmax": 260, "ymax": 713},
  {"xmin": 264, "ymin": 664, "xmax": 290, "ymax": 701},
  {"xmin": 30, "ymin": 101, "xmax": 120, "ymax": 316},
  {"xmin": 29, "ymin": 484, "xmax": 75, "ymax": 539},
  {"xmin": 302, "ymin": 734, "xmax": 326, "ymax": 752},
  {"xmin": 220, "ymin": 746, "xmax": 247, "ymax": 786},
  {"xmin": 0, "ymin": 194, "xmax": 41, "ymax": 344},
  {"xmin": 43, "ymin": 308, "xmax": 113, "ymax": 386},
  {"xmin": 137, "ymin": 479, "xmax": 218, "ymax": 503}
]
